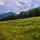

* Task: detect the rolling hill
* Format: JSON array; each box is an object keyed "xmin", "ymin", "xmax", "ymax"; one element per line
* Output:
[
  {"xmin": 0, "ymin": 16, "xmax": 40, "ymax": 40},
  {"xmin": 0, "ymin": 12, "xmax": 17, "ymax": 19}
]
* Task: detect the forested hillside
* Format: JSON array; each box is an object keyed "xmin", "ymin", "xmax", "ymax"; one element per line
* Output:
[{"xmin": 0, "ymin": 7, "xmax": 40, "ymax": 21}]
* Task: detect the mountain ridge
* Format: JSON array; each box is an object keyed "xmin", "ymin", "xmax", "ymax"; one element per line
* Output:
[{"xmin": 0, "ymin": 12, "xmax": 17, "ymax": 19}]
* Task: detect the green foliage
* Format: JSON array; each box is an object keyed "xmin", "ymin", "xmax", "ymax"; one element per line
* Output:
[
  {"xmin": 19, "ymin": 7, "xmax": 40, "ymax": 18},
  {"xmin": 19, "ymin": 11, "xmax": 29, "ymax": 18}
]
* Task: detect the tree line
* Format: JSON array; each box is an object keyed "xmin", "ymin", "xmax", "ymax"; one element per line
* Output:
[{"xmin": 0, "ymin": 7, "xmax": 40, "ymax": 21}]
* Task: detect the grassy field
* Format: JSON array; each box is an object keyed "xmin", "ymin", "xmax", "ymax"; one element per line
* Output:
[{"xmin": 0, "ymin": 16, "xmax": 40, "ymax": 40}]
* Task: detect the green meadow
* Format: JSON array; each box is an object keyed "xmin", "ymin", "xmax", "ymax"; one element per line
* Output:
[{"xmin": 0, "ymin": 16, "xmax": 40, "ymax": 40}]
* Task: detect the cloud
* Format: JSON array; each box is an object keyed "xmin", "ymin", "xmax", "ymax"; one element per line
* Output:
[
  {"xmin": 0, "ymin": 0, "xmax": 32, "ymax": 13},
  {"xmin": 0, "ymin": 0, "xmax": 5, "ymax": 5},
  {"xmin": 0, "ymin": 0, "xmax": 40, "ymax": 14}
]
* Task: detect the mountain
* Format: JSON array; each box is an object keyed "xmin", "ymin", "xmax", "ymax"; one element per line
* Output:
[{"xmin": 0, "ymin": 12, "xmax": 17, "ymax": 19}]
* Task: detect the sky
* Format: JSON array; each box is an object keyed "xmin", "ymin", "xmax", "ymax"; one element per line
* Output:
[{"xmin": 0, "ymin": 0, "xmax": 40, "ymax": 14}]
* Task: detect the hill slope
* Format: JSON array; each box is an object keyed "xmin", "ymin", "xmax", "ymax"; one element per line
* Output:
[
  {"xmin": 0, "ymin": 16, "xmax": 40, "ymax": 40},
  {"xmin": 0, "ymin": 12, "xmax": 17, "ymax": 19}
]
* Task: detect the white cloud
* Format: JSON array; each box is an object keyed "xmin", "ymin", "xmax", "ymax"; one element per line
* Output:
[
  {"xmin": 0, "ymin": 0, "xmax": 40, "ymax": 14},
  {"xmin": 0, "ymin": 0, "xmax": 5, "ymax": 5}
]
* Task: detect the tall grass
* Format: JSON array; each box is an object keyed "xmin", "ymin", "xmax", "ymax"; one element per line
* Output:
[{"xmin": 0, "ymin": 16, "xmax": 40, "ymax": 40}]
